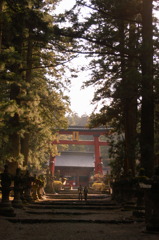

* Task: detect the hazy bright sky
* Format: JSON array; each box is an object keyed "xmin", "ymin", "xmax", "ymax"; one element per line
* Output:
[
  {"xmin": 56, "ymin": 0, "xmax": 159, "ymax": 117},
  {"xmin": 55, "ymin": 0, "xmax": 97, "ymax": 117},
  {"xmin": 68, "ymin": 61, "xmax": 96, "ymax": 117}
]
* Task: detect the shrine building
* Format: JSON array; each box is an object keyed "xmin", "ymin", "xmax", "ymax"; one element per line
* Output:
[{"xmin": 55, "ymin": 151, "xmax": 94, "ymax": 187}]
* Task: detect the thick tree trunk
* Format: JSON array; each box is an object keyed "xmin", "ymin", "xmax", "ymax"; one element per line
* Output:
[
  {"xmin": 21, "ymin": 133, "xmax": 30, "ymax": 167},
  {"xmin": 20, "ymin": 28, "xmax": 33, "ymax": 166},
  {"xmin": 119, "ymin": 21, "xmax": 138, "ymax": 176},
  {"xmin": 124, "ymin": 23, "xmax": 138, "ymax": 176},
  {"xmin": 140, "ymin": 0, "xmax": 154, "ymax": 177},
  {"xmin": 9, "ymin": 83, "xmax": 21, "ymax": 159},
  {"xmin": 0, "ymin": 1, "xmax": 3, "ymax": 53},
  {"xmin": 123, "ymin": 88, "xmax": 137, "ymax": 176},
  {"xmin": 118, "ymin": 20, "xmax": 128, "ymax": 175}
]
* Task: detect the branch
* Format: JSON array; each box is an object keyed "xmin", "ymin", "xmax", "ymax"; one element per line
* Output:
[{"xmin": 76, "ymin": 0, "xmax": 142, "ymax": 24}]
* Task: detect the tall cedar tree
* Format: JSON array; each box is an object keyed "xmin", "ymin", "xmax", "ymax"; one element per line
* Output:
[
  {"xmin": 55, "ymin": 0, "xmax": 158, "ymax": 176},
  {"xmin": 56, "ymin": 0, "xmax": 142, "ymax": 176},
  {"xmin": 141, "ymin": 0, "xmax": 154, "ymax": 177},
  {"xmin": 0, "ymin": 0, "xmax": 69, "ymax": 169}
]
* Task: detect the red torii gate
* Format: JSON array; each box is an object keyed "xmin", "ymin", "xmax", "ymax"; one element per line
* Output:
[{"xmin": 50, "ymin": 126, "xmax": 111, "ymax": 176}]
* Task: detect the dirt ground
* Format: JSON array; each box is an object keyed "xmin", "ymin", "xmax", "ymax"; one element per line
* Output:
[{"xmin": 0, "ymin": 194, "xmax": 159, "ymax": 240}]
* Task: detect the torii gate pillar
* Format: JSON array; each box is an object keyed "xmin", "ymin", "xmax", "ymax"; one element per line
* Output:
[
  {"xmin": 94, "ymin": 135, "xmax": 103, "ymax": 175},
  {"xmin": 49, "ymin": 155, "xmax": 55, "ymax": 176}
]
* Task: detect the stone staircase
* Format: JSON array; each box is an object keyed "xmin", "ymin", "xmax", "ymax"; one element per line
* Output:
[{"xmin": 48, "ymin": 188, "xmax": 107, "ymax": 199}]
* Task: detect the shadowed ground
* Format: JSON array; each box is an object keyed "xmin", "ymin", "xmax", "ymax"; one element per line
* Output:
[{"xmin": 0, "ymin": 192, "xmax": 159, "ymax": 240}]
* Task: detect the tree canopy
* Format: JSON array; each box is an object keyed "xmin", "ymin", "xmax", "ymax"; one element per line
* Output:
[
  {"xmin": 0, "ymin": 0, "xmax": 159, "ymax": 178},
  {"xmin": 55, "ymin": 0, "xmax": 159, "ymax": 177},
  {"xmin": 0, "ymin": 0, "xmax": 71, "ymax": 171}
]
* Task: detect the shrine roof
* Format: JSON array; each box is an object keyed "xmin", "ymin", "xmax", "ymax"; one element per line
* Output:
[{"xmin": 55, "ymin": 151, "xmax": 94, "ymax": 168}]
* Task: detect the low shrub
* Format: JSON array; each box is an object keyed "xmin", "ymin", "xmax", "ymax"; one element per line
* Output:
[
  {"xmin": 53, "ymin": 180, "xmax": 62, "ymax": 192},
  {"xmin": 92, "ymin": 182, "xmax": 106, "ymax": 191}
]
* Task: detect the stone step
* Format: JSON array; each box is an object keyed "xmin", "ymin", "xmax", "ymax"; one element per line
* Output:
[
  {"xmin": 57, "ymin": 189, "xmax": 103, "ymax": 194},
  {"xmin": 46, "ymin": 194, "xmax": 108, "ymax": 200},
  {"xmin": 8, "ymin": 218, "xmax": 134, "ymax": 224}
]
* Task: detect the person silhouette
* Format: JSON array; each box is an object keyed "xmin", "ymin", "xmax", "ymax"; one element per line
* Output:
[
  {"xmin": 78, "ymin": 185, "xmax": 83, "ymax": 201},
  {"xmin": 84, "ymin": 186, "xmax": 88, "ymax": 201}
]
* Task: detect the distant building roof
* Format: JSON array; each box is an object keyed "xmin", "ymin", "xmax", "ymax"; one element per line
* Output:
[
  {"xmin": 58, "ymin": 126, "xmax": 111, "ymax": 135},
  {"xmin": 55, "ymin": 152, "xmax": 94, "ymax": 168}
]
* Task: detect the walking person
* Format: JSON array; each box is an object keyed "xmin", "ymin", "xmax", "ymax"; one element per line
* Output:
[
  {"xmin": 78, "ymin": 185, "xmax": 83, "ymax": 201},
  {"xmin": 84, "ymin": 186, "xmax": 88, "ymax": 201}
]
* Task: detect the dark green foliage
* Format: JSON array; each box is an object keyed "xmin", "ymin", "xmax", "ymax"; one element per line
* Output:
[
  {"xmin": 56, "ymin": 0, "xmax": 158, "ymax": 177},
  {"xmin": 0, "ymin": 0, "xmax": 69, "ymax": 170}
]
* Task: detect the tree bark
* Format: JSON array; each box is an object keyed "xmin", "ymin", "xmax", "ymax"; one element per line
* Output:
[
  {"xmin": 9, "ymin": 82, "xmax": 21, "ymax": 158},
  {"xmin": 118, "ymin": 20, "xmax": 138, "ymax": 176},
  {"xmin": 140, "ymin": 0, "xmax": 154, "ymax": 177},
  {"xmin": 0, "ymin": 0, "xmax": 3, "ymax": 53},
  {"xmin": 124, "ymin": 23, "xmax": 138, "ymax": 176},
  {"xmin": 20, "ymin": 27, "xmax": 33, "ymax": 166}
]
